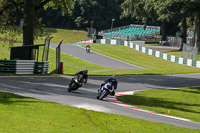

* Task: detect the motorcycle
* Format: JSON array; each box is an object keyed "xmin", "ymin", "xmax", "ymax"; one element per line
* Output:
[
  {"xmin": 86, "ymin": 46, "xmax": 90, "ymax": 53},
  {"xmin": 68, "ymin": 75, "xmax": 84, "ymax": 92},
  {"xmin": 97, "ymin": 82, "xmax": 114, "ymax": 100}
]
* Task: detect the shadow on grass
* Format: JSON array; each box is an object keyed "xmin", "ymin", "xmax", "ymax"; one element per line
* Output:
[
  {"xmin": 40, "ymin": 28, "xmax": 57, "ymax": 37},
  {"xmin": 118, "ymin": 93, "xmax": 200, "ymax": 114},
  {"xmin": 0, "ymin": 91, "xmax": 51, "ymax": 105},
  {"xmin": 171, "ymin": 87, "xmax": 200, "ymax": 94}
]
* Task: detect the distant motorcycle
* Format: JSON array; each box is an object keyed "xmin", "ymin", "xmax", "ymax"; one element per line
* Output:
[
  {"xmin": 68, "ymin": 75, "xmax": 85, "ymax": 92},
  {"xmin": 97, "ymin": 82, "xmax": 114, "ymax": 100},
  {"xmin": 86, "ymin": 46, "xmax": 90, "ymax": 53}
]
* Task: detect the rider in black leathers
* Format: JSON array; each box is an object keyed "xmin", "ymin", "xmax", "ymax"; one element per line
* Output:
[
  {"xmin": 86, "ymin": 44, "xmax": 90, "ymax": 53},
  {"xmin": 75, "ymin": 69, "xmax": 88, "ymax": 83},
  {"xmin": 69, "ymin": 69, "xmax": 88, "ymax": 88}
]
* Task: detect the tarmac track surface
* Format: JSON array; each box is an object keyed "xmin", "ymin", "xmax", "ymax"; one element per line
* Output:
[
  {"xmin": 0, "ymin": 74, "xmax": 200, "ymax": 129},
  {"xmin": 50, "ymin": 44, "xmax": 144, "ymax": 69}
]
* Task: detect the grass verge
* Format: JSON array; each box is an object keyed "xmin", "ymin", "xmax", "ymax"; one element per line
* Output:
[
  {"xmin": 34, "ymin": 28, "xmax": 90, "ymax": 44},
  {"xmin": 0, "ymin": 91, "xmax": 199, "ymax": 132},
  {"xmin": 0, "ymin": 28, "xmax": 90, "ymax": 44},
  {"xmin": 117, "ymin": 86, "xmax": 200, "ymax": 123}
]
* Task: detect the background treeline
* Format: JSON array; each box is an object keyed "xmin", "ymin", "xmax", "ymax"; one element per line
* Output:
[
  {"xmin": 1, "ymin": 0, "xmax": 200, "ymax": 48},
  {"xmin": 39, "ymin": 0, "xmax": 178, "ymax": 35},
  {"xmin": 40, "ymin": 0, "xmax": 135, "ymax": 31}
]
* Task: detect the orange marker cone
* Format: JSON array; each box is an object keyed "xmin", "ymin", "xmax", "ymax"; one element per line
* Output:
[{"xmin": 168, "ymin": 109, "xmax": 170, "ymax": 113}]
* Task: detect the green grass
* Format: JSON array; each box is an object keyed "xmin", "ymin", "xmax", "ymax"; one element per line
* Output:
[
  {"xmin": 0, "ymin": 91, "xmax": 199, "ymax": 133},
  {"xmin": 34, "ymin": 28, "xmax": 90, "ymax": 44},
  {"xmin": 117, "ymin": 87, "xmax": 200, "ymax": 123},
  {"xmin": 0, "ymin": 44, "xmax": 10, "ymax": 59},
  {"xmin": 0, "ymin": 28, "xmax": 90, "ymax": 45}
]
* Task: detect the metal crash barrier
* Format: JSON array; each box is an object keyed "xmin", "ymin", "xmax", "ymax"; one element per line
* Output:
[{"xmin": 0, "ymin": 60, "xmax": 49, "ymax": 74}]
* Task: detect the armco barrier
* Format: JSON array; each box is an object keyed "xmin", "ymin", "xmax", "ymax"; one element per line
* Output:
[
  {"xmin": 96, "ymin": 39, "xmax": 200, "ymax": 68},
  {"xmin": 0, "ymin": 60, "xmax": 49, "ymax": 74},
  {"xmin": 0, "ymin": 60, "xmax": 16, "ymax": 73},
  {"xmin": 16, "ymin": 60, "xmax": 35, "ymax": 74},
  {"xmin": 34, "ymin": 61, "xmax": 49, "ymax": 74}
]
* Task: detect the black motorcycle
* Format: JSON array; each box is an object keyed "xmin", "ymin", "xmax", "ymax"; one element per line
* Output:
[
  {"xmin": 97, "ymin": 82, "xmax": 114, "ymax": 100},
  {"xmin": 68, "ymin": 75, "xmax": 85, "ymax": 92}
]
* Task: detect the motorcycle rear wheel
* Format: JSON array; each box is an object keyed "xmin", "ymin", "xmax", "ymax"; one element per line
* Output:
[{"xmin": 68, "ymin": 87, "xmax": 71, "ymax": 92}]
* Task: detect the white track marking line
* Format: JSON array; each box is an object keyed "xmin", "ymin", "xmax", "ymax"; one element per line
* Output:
[{"xmin": 74, "ymin": 103, "xmax": 112, "ymax": 113}]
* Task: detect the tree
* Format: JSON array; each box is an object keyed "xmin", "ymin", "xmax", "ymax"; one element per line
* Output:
[
  {"xmin": 121, "ymin": 0, "xmax": 167, "ymax": 40},
  {"xmin": 70, "ymin": 0, "xmax": 125, "ymax": 31},
  {"xmin": 190, "ymin": 0, "xmax": 200, "ymax": 50},
  {"xmin": 121, "ymin": 0, "xmax": 200, "ymax": 50},
  {"xmin": 154, "ymin": 0, "xmax": 200, "ymax": 50},
  {"xmin": 0, "ymin": 0, "xmax": 73, "ymax": 46},
  {"xmin": 23, "ymin": 0, "xmax": 35, "ymax": 46},
  {"xmin": 39, "ymin": 7, "xmax": 76, "ymax": 29}
]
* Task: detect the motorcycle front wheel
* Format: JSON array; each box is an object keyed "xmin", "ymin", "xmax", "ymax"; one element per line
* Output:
[
  {"xmin": 99, "ymin": 90, "xmax": 109, "ymax": 100},
  {"xmin": 68, "ymin": 83, "xmax": 78, "ymax": 92}
]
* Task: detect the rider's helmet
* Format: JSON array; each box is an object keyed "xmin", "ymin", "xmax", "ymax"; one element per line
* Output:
[
  {"xmin": 83, "ymin": 69, "xmax": 88, "ymax": 74},
  {"xmin": 111, "ymin": 75, "xmax": 116, "ymax": 80}
]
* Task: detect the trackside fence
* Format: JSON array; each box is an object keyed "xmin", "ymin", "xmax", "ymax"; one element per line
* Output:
[
  {"xmin": 95, "ymin": 39, "xmax": 200, "ymax": 68},
  {"xmin": 182, "ymin": 43, "xmax": 198, "ymax": 60},
  {"xmin": 0, "ymin": 60, "xmax": 49, "ymax": 74}
]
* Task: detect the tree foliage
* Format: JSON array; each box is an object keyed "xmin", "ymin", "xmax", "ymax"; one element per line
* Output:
[
  {"xmin": 0, "ymin": 0, "xmax": 200, "ymax": 50},
  {"xmin": 121, "ymin": 0, "xmax": 200, "ymax": 49},
  {"xmin": 0, "ymin": 0, "xmax": 73, "ymax": 45},
  {"xmin": 70, "ymin": 0, "xmax": 125, "ymax": 31}
]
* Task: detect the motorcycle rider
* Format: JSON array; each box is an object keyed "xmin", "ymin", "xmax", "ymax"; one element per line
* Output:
[
  {"xmin": 69, "ymin": 69, "xmax": 88, "ymax": 88},
  {"xmin": 97, "ymin": 75, "xmax": 118, "ymax": 98},
  {"xmin": 86, "ymin": 44, "xmax": 90, "ymax": 53}
]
